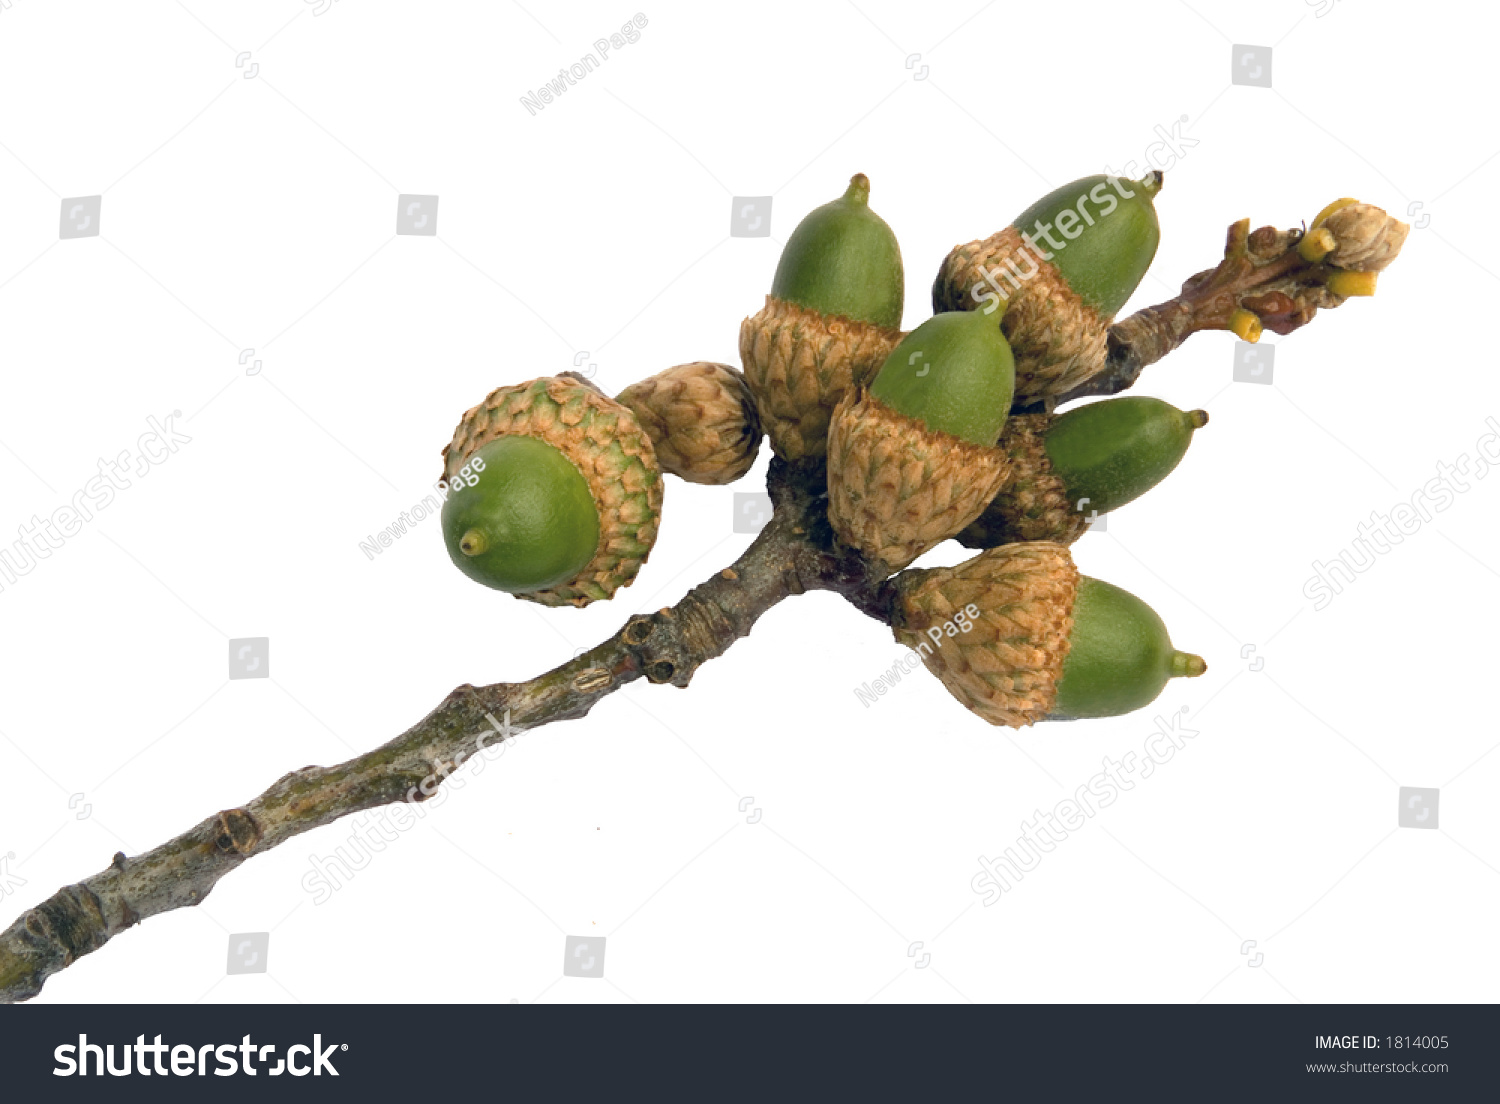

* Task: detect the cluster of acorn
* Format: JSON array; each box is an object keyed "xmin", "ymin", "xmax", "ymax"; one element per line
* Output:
[{"xmin": 434, "ymin": 171, "xmax": 1384, "ymax": 727}]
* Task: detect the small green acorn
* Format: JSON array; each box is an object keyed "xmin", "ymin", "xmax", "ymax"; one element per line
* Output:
[
  {"xmin": 933, "ymin": 172, "xmax": 1163, "ymax": 403},
  {"xmin": 440, "ymin": 376, "xmax": 663, "ymax": 607},
  {"xmin": 890, "ymin": 541, "xmax": 1204, "ymax": 728},
  {"xmin": 959, "ymin": 396, "xmax": 1207, "ymax": 548},
  {"xmin": 442, "ymin": 436, "xmax": 600, "ymax": 593},
  {"xmin": 826, "ymin": 307, "xmax": 1015, "ymax": 574},
  {"xmin": 772, "ymin": 173, "xmax": 905, "ymax": 328},
  {"xmin": 867, "ymin": 307, "xmax": 1015, "ymax": 445},
  {"xmin": 741, "ymin": 173, "xmax": 906, "ymax": 460}
]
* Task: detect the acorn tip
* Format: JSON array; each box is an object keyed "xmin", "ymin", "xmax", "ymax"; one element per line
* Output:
[
  {"xmin": 1188, "ymin": 409, "xmax": 1209, "ymax": 429},
  {"xmin": 458, "ymin": 529, "xmax": 487, "ymax": 556},
  {"xmin": 845, "ymin": 173, "xmax": 871, "ymax": 204},
  {"xmin": 1172, "ymin": 652, "xmax": 1207, "ymax": 678}
]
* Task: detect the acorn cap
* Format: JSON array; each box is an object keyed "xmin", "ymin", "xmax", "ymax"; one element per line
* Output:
[
  {"xmin": 932, "ymin": 225, "xmax": 1109, "ymax": 403},
  {"xmin": 441, "ymin": 376, "xmax": 663, "ymax": 607},
  {"xmin": 1320, "ymin": 202, "xmax": 1410, "ymax": 273},
  {"xmin": 891, "ymin": 542, "xmax": 1079, "ymax": 728},
  {"xmin": 616, "ymin": 362, "xmax": 763, "ymax": 485},
  {"xmin": 956, "ymin": 413, "xmax": 1089, "ymax": 549},
  {"xmin": 739, "ymin": 295, "xmax": 904, "ymax": 461},
  {"xmin": 825, "ymin": 390, "xmax": 1011, "ymax": 575}
]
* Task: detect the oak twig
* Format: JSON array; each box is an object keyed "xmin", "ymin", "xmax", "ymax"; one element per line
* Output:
[{"xmin": 0, "ymin": 211, "xmax": 1402, "ymax": 1002}]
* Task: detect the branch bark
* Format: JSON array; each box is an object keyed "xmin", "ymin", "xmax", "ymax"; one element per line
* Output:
[{"xmin": 0, "ymin": 211, "xmax": 1400, "ymax": 1002}]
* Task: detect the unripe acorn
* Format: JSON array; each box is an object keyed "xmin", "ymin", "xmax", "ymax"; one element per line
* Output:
[
  {"xmin": 616, "ymin": 362, "xmax": 763, "ymax": 485},
  {"xmin": 740, "ymin": 173, "xmax": 906, "ymax": 460},
  {"xmin": 933, "ymin": 172, "xmax": 1162, "ymax": 403},
  {"xmin": 959, "ymin": 396, "xmax": 1207, "ymax": 548},
  {"xmin": 825, "ymin": 307, "xmax": 1015, "ymax": 574},
  {"xmin": 890, "ymin": 542, "xmax": 1205, "ymax": 728},
  {"xmin": 440, "ymin": 375, "xmax": 663, "ymax": 608},
  {"xmin": 442, "ymin": 436, "xmax": 599, "ymax": 593}
]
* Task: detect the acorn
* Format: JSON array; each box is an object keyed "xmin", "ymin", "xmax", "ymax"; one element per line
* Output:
[
  {"xmin": 933, "ymin": 172, "xmax": 1162, "ymax": 404},
  {"xmin": 958, "ymin": 397, "xmax": 1208, "ymax": 548},
  {"xmin": 440, "ymin": 376, "xmax": 662, "ymax": 607},
  {"xmin": 890, "ymin": 542, "xmax": 1205, "ymax": 728},
  {"xmin": 615, "ymin": 362, "xmax": 762, "ymax": 485},
  {"xmin": 740, "ymin": 173, "xmax": 906, "ymax": 461},
  {"xmin": 825, "ymin": 306, "xmax": 1015, "ymax": 575}
]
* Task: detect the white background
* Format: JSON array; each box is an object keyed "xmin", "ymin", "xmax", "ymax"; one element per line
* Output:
[{"xmin": 1, "ymin": 0, "xmax": 1496, "ymax": 1004}]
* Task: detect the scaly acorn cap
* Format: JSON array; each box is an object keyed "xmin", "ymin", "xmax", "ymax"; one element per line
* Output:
[
  {"xmin": 958, "ymin": 398, "xmax": 1208, "ymax": 548},
  {"xmin": 825, "ymin": 389, "xmax": 1010, "ymax": 576},
  {"xmin": 740, "ymin": 296, "xmax": 903, "ymax": 461},
  {"xmin": 1319, "ymin": 202, "xmax": 1410, "ymax": 273},
  {"xmin": 616, "ymin": 362, "xmax": 763, "ymax": 485},
  {"xmin": 932, "ymin": 173, "xmax": 1162, "ymax": 403},
  {"xmin": 440, "ymin": 375, "xmax": 662, "ymax": 607},
  {"xmin": 892, "ymin": 542, "xmax": 1205, "ymax": 728},
  {"xmin": 891, "ymin": 541, "xmax": 1080, "ymax": 728}
]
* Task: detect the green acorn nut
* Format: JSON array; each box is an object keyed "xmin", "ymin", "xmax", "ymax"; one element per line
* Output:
[
  {"xmin": 1050, "ymin": 576, "xmax": 1207, "ymax": 720},
  {"xmin": 933, "ymin": 172, "xmax": 1163, "ymax": 403},
  {"xmin": 442, "ymin": 436, "xmax": 600, "ymax": 594},
  {"xmin": 741, "ymin": 173, "xmax": 906, "ymax": 460},
  {"xmin": 825, "ymin": 308, "xmax": 1016, "ymax": 574},
  {"xmin": 890, "ymin": 542, "xmax": 1204, "ymax": 728},
  {"xmin": 440, "ymin": 376, "xmax": 663, "ymax": 608},
  {"xmin": 772, "ymin": 173, "xmax": 905, "ymax": 329},
  {"xmin": 959, "ymin": 396, "xmax": 1208, "ymax": 548},
  {"xmin": 867, "ymin": 306, "xmax": 1015, "ymax": 446}
]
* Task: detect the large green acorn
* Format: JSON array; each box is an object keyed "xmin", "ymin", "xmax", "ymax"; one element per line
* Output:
[
  {"xmin": 741, "ymin": 173, "xmax": 906, "ymax": 460},
  {"xmin": 959, "ymin": 396, "xmax": 1207, "ymax": 548},
  {"xmin": 890, "ymin": 541, "xmax": 1205, "ymax": 728},
  {"xmin": 933, "ymin": 172, "xmax": 1163, "ymax": 403},
  {"xmin": 439, "ymin": 376, "xmax": 662, "ymax": 607},
  {"xmin": 825, "ymin": 307, "xmax": 1015, "ymax": 574}
]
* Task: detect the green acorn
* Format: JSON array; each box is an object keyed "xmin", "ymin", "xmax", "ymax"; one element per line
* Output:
[
  {"xmin": 439, "ymin": 376, "xmax": 663, "ymax": 607},
  {"xmin": 741, "ymin": 173, "xmax": 906, "ymax": 460},
  {"xmin": 826, "ymin": 307, "xmax": 1015, "ymax": 574},
  {"xmin": 890, "ymin": 542, "xmax": 1205, "ymax": 728},
  {"xmin": 933, "ymin": 172, "xmax": 1163, "ymax": 403},
  {"xmin": 959, "ymin": 396, "xmax": 1208, "ymax": 548},
  {"xmin": 771, "ymin": 173, "xmax": 905, "ymax": 328},
  {"xmin": 442, "ymin": 436, "xmax": 600, "ymax": 593}
]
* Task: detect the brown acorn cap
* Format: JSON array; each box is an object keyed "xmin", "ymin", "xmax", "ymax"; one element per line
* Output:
[
  {"xmin": 739, "ymin": 295, "xmax": 904, "ymax": 461},
  {"xmin": 1320, "ymin": 202, "xmax": 1410, "ymax": 273},
  {"xmin": 825, "ymin": 390, "xmax": 1011, "ymax": 576},
  {"xmin": 933, "ymin": 226, "xmax": 1110, "ymax": 403},
  {"xmin": 441, "ymin": 376, "xmax": 663, "ymax": 608},
  {"xmin": 956, "ymin": 413, "xmax": 1089, "ymax": 548},
  {"xmin": 891, "ymin": 542, "xmax": 1080, "ymax": 728},
  {"xmin": 616, "ymin": 362, "xmax": 762, "ymax": 485}
]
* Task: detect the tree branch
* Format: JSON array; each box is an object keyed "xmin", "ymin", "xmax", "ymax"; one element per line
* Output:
[
  {"xmin": 0, "ymin": 207, "xmax": 1402, "ymax": 1001},
  {"xmin": 0, "ymin": 459, "xmax": 887, "ymax": 1004}
]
